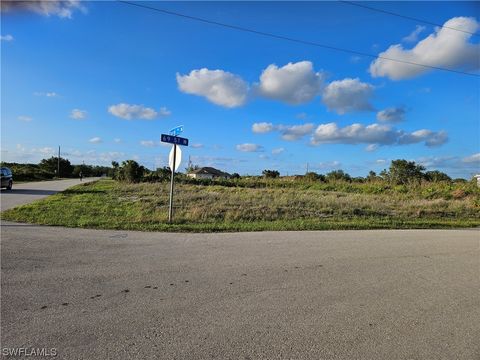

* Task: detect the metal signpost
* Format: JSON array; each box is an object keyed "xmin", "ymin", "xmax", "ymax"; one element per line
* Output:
[{"xmin": 161, "ymin": 130, "xmax": 189, "ymax": 223}]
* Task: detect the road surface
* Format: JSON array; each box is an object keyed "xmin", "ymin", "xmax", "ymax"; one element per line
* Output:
[
  {"xmin": 0, "ymin": 178, "xmax": 100, "ymax": 211},
  {"xmin": 1, "ymin": 224, "xmax": 478, "ymax": 359}
]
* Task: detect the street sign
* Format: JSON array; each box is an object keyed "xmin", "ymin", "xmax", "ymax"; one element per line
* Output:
[
  {"xmin": 168, "ymin": 145, "xmax": 182, "ymax": 172},
  {"xmin": 169, "ymin": 125, "xmax": 184, "ymax": 136},
  {"xmin": 161, "ymin": 134, "xmax": 189, "ymax": 146}
]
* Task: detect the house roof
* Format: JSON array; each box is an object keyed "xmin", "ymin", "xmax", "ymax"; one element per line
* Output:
[{"xmin": 188, "ymin": 167, "xmax": 231, "ymax": 177}]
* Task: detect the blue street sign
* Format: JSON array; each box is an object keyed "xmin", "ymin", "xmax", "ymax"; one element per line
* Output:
[
  {"xmin": 161, "ymin": 134, "xmax": 189, "ymax": 146},
  {"xmin": 169, "ymin": 125, "xmax": 184, "ymax": 136}
]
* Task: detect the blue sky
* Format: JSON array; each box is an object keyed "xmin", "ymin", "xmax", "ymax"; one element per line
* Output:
[{"xmin": 1, "ymin": 1, "xmax": 479, "ymax": 177}]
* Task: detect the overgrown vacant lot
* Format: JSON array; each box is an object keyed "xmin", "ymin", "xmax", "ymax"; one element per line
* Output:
[{"xmin": 2, "ymin": 179, "xmax": 479, "ymax": 231}]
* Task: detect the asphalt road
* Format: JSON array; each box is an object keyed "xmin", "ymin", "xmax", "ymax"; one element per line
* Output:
[
  {"xmin": 0, "ymin": 178, "xmax": 100, "ymax": 211},
  {"xmin": 1, "ymin": 224, "xmax": 478, "ymax": 359}
]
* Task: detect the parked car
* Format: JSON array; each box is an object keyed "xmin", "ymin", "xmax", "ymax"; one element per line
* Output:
[{"xmin": 1, "ymin": 167, "xmax": 13, "ymax": 190}]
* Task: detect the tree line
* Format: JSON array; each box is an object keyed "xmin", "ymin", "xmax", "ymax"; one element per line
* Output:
[{"xmin": 1, "ymin": 157, "xmax": 470, "ymax": 185}]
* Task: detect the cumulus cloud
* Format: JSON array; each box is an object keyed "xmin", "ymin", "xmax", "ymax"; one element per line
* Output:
[
  {"xmin": 279, "ymin": 123, "xmax": 315, "ymax": 141},
  {"xmin": 256, "ymin": 61, "xmax": 324, "ymax": 104},
  {"xmin": 0, "ymin": 34, "xmax": 13, "ymax": 41},
  {"xmin": 462, "ymin": 153, "xmax": 480, "ymax": 163},
  {"xmin": 311, "ymin": 122, "xmax": 448, "ymax": 148},
  {"xmin": 252, "ymin": 122, "xmax": 276, "ymax": 134},
  {"xmin": 70, "ymin": 109, "xmax": 87, "ymax": 120},
  {"xmin": 177, "ymin": 68, "xmax": 248, "ymax": 108},
  {"xmin": 402, "ymin": 25, "xmax": 426, "ymax": 43},
  {"xmin": 113, "ymin": 138, "xmax": 122, "ymax": 143},
  {"xmin": 108, "ymin": 103, "xmax": 169, "ymax": 120},
  {"xmin": 236, "ymin": 143, "xmax": 264, "ymax": 152},
  {"xmin": 190, "ymin": 143, "xmax": 204, "ymax": 149},
  {"xmin": 370, "ymin": 17, "xmax": 480, "ymax": 80},
  {"xmin": 89, "ymin": 137, "xmax": 102, "ymax": 144},
  {"xmin": 322, "ymin": 78, "xmax": 375, "ymax": 114},
  {"xmin": 376, "ymin": 106, "xmax": 406, "ymax": 123},
  {"xmin": 1, "ymin": 0, "xmax": 86, "ymax": 18},
  {"xmin": 17, "ymin": 115, "xmax": 32, "ymax": 122},
  {"xmin": 252, "ymin": 122, "xmax": 314, "ymax": 141}
]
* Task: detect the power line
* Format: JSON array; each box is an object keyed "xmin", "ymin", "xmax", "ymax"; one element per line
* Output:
[
  {"xmin": 117, "ymin": 1, "xmax": 480, "ymax": 77},
  {"xmin": 339, "ymin": 1, "xmax": 479, "ymax": 37}
]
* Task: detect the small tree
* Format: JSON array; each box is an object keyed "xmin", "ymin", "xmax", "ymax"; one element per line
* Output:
[
  {"xmin": 326, "ymin": 170, "xmax": 351, "ymax": 182},
  {"xmin": 388, "ymin": 159, "xmax": 425, "ymax": 185},
  {"xmin": 231, "ymin": 173, "xmax": 241, "ymax": 179},
  {"xmin": 262, "ymin": 169, "xmax": 280, "ymax": 178},
  {"xmin": 39, "ymin": 157, "xmax": 73, "ymax": 178},
  {"xmin": 424, "ymin": 170, "xmax": 451, "ymax": 183},
  {"xmin": 118, "ymin": 160, "xmax": 144, "ymax": 183},
  {"xmin": 304, "ymin": 172, "xmax": 325, "ymax": 182}
]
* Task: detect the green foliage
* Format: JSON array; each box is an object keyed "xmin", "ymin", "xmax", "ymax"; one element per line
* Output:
[
  {"xmin": 2, "ymin": 179, "xmax": 478, "ymax": 232},
  {"xmin": 39, "ymin": 157, "xmax": 74, "ymax": 177},
  {"xmin": 262, "ymin": 169, "xmax": 280, "ymax": 178},
  {"xmin": 304, "ymin": 172, "xmax": 325, "ymax": 182},
  {"xmin": 117, "ymin": 160, "xmax": 145, "ymax": 183},
  {"xmin": 424, "ymin": 170, "xmax": 452, "ymax": 183},
  {"xmin": 388, "ymin": 159, "xmax": 425, "ymax": 185},
  {"xmin": 326, "ymin": 170, "xmax": 351, "ymax": 182}
]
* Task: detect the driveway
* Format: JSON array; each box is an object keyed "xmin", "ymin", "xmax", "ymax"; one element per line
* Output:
[{"xmin": 0, "ymin": 178, "xmax": 100, "ymax": 211}]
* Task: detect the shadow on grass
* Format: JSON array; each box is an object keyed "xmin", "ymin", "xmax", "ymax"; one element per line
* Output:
[
  {"xmin": 1, "ymin": 189, "xmax": 59, "ymax": 196},
  {"xmin": 62, "ymin": 189, "xmax": 107, "ymax": 195}
]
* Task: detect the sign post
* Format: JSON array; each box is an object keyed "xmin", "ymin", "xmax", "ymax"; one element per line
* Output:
[{"xmin": 161, "ymin": 131, "xmax": 189, "ymax": 223}]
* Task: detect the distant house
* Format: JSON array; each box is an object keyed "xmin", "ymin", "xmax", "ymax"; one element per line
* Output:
[
  {"xmin": 187, "ymin": 167, "xmax": 231, "ymax": 180},
  {"xmin": 474, "ymin": 174, "xmax": 480, "ymax": 187}
]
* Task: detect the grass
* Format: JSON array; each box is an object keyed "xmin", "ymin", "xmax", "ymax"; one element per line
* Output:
[{"xmin": 1, "ymin": 179, "xmax": 479, "ymax": 232}]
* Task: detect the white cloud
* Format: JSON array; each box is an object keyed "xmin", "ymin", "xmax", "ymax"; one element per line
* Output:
[
  {"xmin": 70, "ymin": 109, "xmax": 87, "ymax": 120},
  {"xmin": 252, "ymin": 122, "xmax": 314, "ymax": 141},
  {"xmin": 370, "ymin": 17, "xmax": 480, "ymax": 80},
  {"xmin": 34, "ymin": 91, "xmax": 58, "ymax": 97},
  {"xmin": 176, "ymin": 68, "xmax": 248, "ymax": 108},
  {"xmin": 89, "ymin": 137, "xmax": 102, "ymax": 144},
  {"xmin": 279, "ymin": 123, "xmax": 315, "ymax": 141},
  {"xmin": 272, "ymin": 147, "xmax": 285, "ymax": 155},
  {"xmin": 191, "ymin": 143, "xmax": 204, "ymax": 149},
  {"xmin": 322, "ymin": 78, "xmax": 374, "ymax": 114},
  {"xmin": 17, "ymin": 115, "xmax": 32, "ymax": 122},
  {"xmin": 158, "ymin": 107, "xmax": 171, "ymax": 117},
  {"xmin": 113, "ymin": 138, "xmax": 122, "ymax": 143},
  {"xmin": 1, "ymin": 0, "xmax": 87, "ymax": 18},
  {"xmin": 256, "ymin": 61, "xmax": 324, "ymax": 104},
  {"xmin": 365, "ymin": 144, "xmax": 379, "ymax": 152},
  {"xmin": 252, "ymin": 122, "xmax": 276, "ymax": 134},
  {"xmin": 140, "ymin": 140, "xmax": 158, "ymax": 148},
  {"xmin": 108, "ymin": 103, "xmax": 169, "ymax": 120},
  {"xmin": 236, "ymin": 143, "xmax": 264, "ymax": 152},
  {"xmin": 311, "ymin": 122, "xmax": 448, "ymax": 148},
  {"xmin": 0, "ymin": 34, "xmax": 13, "ymax": 41},
  {"xmin": 462, "ymin": 153, "xmax": 480, "ymax": 163},
  {"xmin": 398, "ymin": 129, "xmax": 448, "ymax": 147},
  {"xmin": 402, "ymin": 25, "xmax": 426, "ymax": 43},
  {"xmin": 376, "ymin": 107, "xmax": 406, "ymax": 123}
]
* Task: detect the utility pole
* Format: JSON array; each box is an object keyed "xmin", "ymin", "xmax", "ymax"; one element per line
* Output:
[
  {"xmin": 57, "ymin": 146, "xmax": 60, "ymax": 177},
  {"xmin": 306, "ymin": 162, "xmax": 309, "ymax": 174}
]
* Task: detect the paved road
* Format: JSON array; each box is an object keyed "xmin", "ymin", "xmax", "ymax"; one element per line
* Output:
[
  {"xmin": 0, "ymin": 178, "xmax": 100, "ymax": 211},
  {"xmin": 1, "ymin": 224, "xmax": 478, "ymax": 359}
]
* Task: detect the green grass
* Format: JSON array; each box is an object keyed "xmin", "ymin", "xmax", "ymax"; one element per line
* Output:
[{"xmin": 2, "ymin": 179, "xmax": 479, "ymax": 232}]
